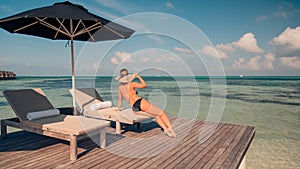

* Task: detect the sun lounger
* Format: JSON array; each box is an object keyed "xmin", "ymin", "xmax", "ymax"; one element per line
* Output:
[
  {"xmin": 70, "ymin": 88, "xmax": 152, "ymax": 134},
  {"xmin": 1, "ymin": 88, "xmax": 110, "ymax": 161}
]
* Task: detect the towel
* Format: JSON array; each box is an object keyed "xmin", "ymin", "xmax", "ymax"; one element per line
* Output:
[
  {"xmin": 26, "ymin": 109, "xmax": 60, "ymax": 121},
  {"xmin": 90, "ymin": 101, "xmax": 112, "ymax": 111}
]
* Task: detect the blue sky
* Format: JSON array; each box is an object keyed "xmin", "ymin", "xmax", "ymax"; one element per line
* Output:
[{"xmin": 0, "ymin": 0, "xmax": 299, "ymax": 76}]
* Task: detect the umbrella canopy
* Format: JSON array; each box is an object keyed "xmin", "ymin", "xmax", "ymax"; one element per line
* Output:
[{"xmin": 0, "ymin": 1, "xmax": 134, "ymax": 115}]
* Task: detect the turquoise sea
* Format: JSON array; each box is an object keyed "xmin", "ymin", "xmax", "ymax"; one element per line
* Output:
[{"xmin": 0, "ymin": 76, "xmax": 299, "ymax": 169}]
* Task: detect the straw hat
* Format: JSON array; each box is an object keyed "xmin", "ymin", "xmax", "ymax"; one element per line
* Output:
[{"xmin": 115, "ymin": 74, "xmax": 135, "ymax": 83}]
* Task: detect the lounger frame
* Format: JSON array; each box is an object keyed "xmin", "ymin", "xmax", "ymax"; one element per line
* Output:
[
  {"xmin": 71, "ymin": 88, "xmax": 152, "ymax": 134},
  {"xmin": 1, "ymin": 88, "xmax": 109, "ymax": 161}
]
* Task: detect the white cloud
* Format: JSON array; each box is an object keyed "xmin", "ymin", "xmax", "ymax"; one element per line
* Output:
[
  {"xmin": 256, "ymin": 2, "xmax": 300, "ymax": 22},
  {"xmin": 165, "ymin": 2, "xmax": 175, "ymax": 9},
  {"xmin": 274, "ymin": 11, "xmax": 289, "ymax": 18},
  {"xmin": 216, "ymin": 43, "xmax": 235, "ymax": 53},
  {"xmin": 92, "ymin": 63, "xmax": 100, "ymax": 71},
  {"xmin": 140, "ymin": 56, "xmax": 150, "ymax": 62},
  {"xmin": 280, "ymin": 56, "xmax": 300, "ymax": 69},
  {"xmin": 110, "ymin": 57, "xmax": 120, "ymax": 65},
  {"xmin": 233, "ymin": 33, "xmax": 264, "ymax": 54},
  {"xmin": 271, "ymin": 26, "xmax": 300, "ymax": 51},
  {"xmin": 200, "ymin": 33, "xmax": 263, "ymax": 60},
  {"xmin": 200, "ymin": 45, "xmax": 227, "ymax": 60},
  {"xmin": 200, "ymin": 43, "xmax": 234, "ymax": 60},
  {"xmin": 148, "ymin": 34, "xmax": 164, "ymax": 44},
  {"xmin": 233, "ymin": 53, "xmax": 276, "ymax": 70},
  {"xmin": 256, "ymin": 15, "xmax": 268, "ymax": 22},
  {"xmin": 94, "ymin": 0, "xmax": 133, "ymax": 14},
  {"xmin": 263, "ymin": 53, "xmax": 276, "ymax": 70},
  {"xmin": 174, "ymin": 47, "xmax": 193, "ymax": 53},
  {"xmin": 110, "ymin": 51, "xmax": 133, "ymax": 65},
  {"xmin": 233, "ymin": 55, "xmax": 261, "ymax": 70},
  {"xmin": 136, "ymin": 49, "xmax": 178, "ymax": 63}
]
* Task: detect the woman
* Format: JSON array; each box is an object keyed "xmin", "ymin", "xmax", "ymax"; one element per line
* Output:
[{"xmin": 115, "ymin": 68, "xmax": 176, "ymax": 138}]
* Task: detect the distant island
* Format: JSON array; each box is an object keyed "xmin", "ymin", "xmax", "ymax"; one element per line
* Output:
[{"xmin": 0, "ymin": 71, "xmax": 16, "ymax": 80}]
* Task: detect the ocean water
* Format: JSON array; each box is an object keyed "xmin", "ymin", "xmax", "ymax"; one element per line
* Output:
[{"xmin": 0, "ymin": 76, "xmax": 299, "ymax": 168}]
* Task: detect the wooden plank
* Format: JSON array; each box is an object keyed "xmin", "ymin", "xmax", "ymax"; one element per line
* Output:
[
  {"xmin": 110, "ymin": 118, "xmax": 198, "ymax": 169},
  {"xmin": 227, "ymin": 126, "xmax": 255, "ymax": 168},
  {"xmin": 182, "ymin": 123, "xmax": 232, "ymax": 168},
  {"xmin": 171, "ymin": 124, "xmax": 239, "ymax": 169},
  {"xmin": 69, "ymin": 119, "xmax": 166, "ymax": 168},
  {"xmin": 1, "ymin": 139, "xmax": 65, "ymax": 168},
  {"xmin": 208, "ymin": 125, "xmax": 246, "ymax": 168},
  {"xmin": 4, "ymin": 136, "xmax": 95, "ymax": 168},
  {"xmin": 168, "ymin": 123, "xmax": 233, "ymax": 169},
  {"xmin": 124, "ymin": 119, "xmax": 207, "ymax": 169},
  {"xmin": 37, "ymin": 138, "xmax": 96, "ymax": 168},
  {"xmin": 219, "ymin": 126, "xmax": 254, "ymax": 169},
  {"xmin": 0, "ymin": 118, "xmax": 255, "ymax": 169},
  {"xmin": 192, "ymin": 124, "xmax": 240, "ymax": 169},
  {"xmin": 201, "ymin": 124, "xmax": 246, "ymax": 168},
  {"xmin": 101, "ymin": 118, "xmax": 194, "ymax": 168},
  {"xmin": 22, "ymin": 145, "xmax": 70, "ymax": 168},
  {"xmin": 113, "ymin": 118, "xmax": 192, "ymax": 159},
  {"xmin": 0, "ymin": 133, "xmax": 45, "ymax": 152},
  {"xmin": 55, "ymin": 134, "xmax": 124, "ymax": 168}
]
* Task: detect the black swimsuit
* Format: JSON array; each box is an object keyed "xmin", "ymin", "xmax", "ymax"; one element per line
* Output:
[{"xmin": 132, "ymin": 98, "xmax": 142, "ymax": 112}]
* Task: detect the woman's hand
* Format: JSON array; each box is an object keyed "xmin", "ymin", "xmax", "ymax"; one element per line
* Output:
[{"xmin": 133, "ymin": 73, "xmax": 139, "ymax": 78}]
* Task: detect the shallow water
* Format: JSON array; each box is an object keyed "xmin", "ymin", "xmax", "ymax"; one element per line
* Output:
[{"xmin": 0, "ymin": 76, "xmax": 299, "ymax": 169}]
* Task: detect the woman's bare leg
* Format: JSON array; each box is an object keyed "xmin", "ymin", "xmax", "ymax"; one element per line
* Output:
[
  {"xmin": 141, "ymin": 99, "xmax": 175, "ymax": 137},
  {"xmin": 133, "ymin": 111, "xmax": 168, "ymax": 131},
  {"xmin": 159, "ymin": 112, "xmax": 172, "ymax": 129},
  {"xmin": 155, "ymin": 116, "xmax": 168, "ymax": 132},
  {"xmin": 144, "ymin": 105, "xmax": 176, "ymax": 137},
  {"xmin": 159, "ymin": 112, "xmax": 176, "ymax": 138}
]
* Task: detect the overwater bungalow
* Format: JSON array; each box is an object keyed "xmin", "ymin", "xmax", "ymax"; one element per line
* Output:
[{"xmin": 0, "ymin": 71, "xmax": 16, "ymax": 80}]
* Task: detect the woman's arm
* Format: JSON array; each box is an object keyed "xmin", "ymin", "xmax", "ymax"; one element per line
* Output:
[
  {"xmin": 133, "ymin": 74, "xmax": 147, "ymax": 88},
  {"xmin": 117, "ymin": 87, "xmax": 122, "ymax": 111}
]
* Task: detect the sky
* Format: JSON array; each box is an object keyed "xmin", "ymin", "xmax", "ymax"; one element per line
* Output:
[{"xmin": 0, "ymin": 0, "xmax": 299, "ymax": 76}]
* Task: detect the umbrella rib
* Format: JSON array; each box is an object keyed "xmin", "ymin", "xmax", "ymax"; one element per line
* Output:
[
  {"xmin": 74, "ymin": 21, "xmax": 99, "ymax": 41},
  {"xmin": 56, "ymin": 18, "xmax": 71, "ymax": 36},
  {"xmin": 36, "ymin": 17, "xmax": 70, "ymax": 37},
  {"xmin": 103, "ymin": 24, "xmax": 125, "ymax": 39},
  {"xmin": 54, "ymin": 19, "xmax": 65, "ymax": 39},
  {"xmin": 73, "ymin": 20, "xmax": 81, "ymax": 35},
  {"xmin": 74, "ymin": 25, "xmax": 103, "ymax": 41},
  {"xmin": 14, "ymin": 17, "xmax": 47, "ymax": 33},
  {"xmin": 0, "ymin": 16, "xmax": 23, "ymax": 23},
  {"xmin": 75, "ymin": 22, "xmax": 103, "ymax": 41}
]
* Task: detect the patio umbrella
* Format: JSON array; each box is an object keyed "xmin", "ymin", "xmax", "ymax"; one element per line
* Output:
[{"xmin": 0, "ymin": 1, "xmax": 134, "ymax": 115}]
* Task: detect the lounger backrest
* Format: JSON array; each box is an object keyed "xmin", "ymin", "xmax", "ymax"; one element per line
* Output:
[
  {"xmin": 69, "ymin": 88, "xmax": 104, "ymax": 114},
  {"xmin": 3, "ymin": 88, "xmax": 54, "ymax": 122}
]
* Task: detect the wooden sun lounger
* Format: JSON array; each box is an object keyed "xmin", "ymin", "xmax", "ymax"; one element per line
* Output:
[
  {"xmin": 70, "ymin": 88, "xmax": 152, "ymax": 134},
  {"xmin": 1, "ymin": 88, "xmax": 110, "ymax": 161}
]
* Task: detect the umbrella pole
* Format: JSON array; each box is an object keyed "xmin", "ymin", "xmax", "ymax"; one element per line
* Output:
[{"xmin": 71, "ymin": 39, "xmax": 77, "ymax": 115}]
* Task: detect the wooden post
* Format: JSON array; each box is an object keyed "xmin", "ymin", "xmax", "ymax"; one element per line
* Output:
[
  {"xmin": 70, "ymin": 135, "xmax": 77, "ymax": 161},
  {"xmin": 1, "ymin": 120, "xmax": 7, "ymax": 139},
  {"xmin": 100, "ymin": 128, "xmax": 106, "ymax": 148},
  {"xmin": 116, "ymin": 121, "xmax": 121, "ymax": 134}
]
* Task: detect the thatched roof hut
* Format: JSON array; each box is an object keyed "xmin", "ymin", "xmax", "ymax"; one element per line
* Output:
[{"xmin": 0, "ymin": 71, "xmax": 16, "ymax": 80}]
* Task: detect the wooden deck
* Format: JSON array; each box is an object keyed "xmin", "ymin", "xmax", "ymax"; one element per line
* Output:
[{"xmin": 0, "ymin": 117, "xmax": 255, "ymax": 169}]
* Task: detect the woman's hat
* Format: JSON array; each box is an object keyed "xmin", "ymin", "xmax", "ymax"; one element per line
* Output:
[{"xmin": 115, "ymin": 74, "xmax": 135, "ymax": 83}]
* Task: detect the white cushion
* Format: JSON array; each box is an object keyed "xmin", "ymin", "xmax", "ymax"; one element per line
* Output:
[
  {"xmin": 26, "ymin": 109, "xmax": 60, "ymax": 121},
  {"xmin": 90, "ymin": 101, "xmax": 112, "ymax": 111}
]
